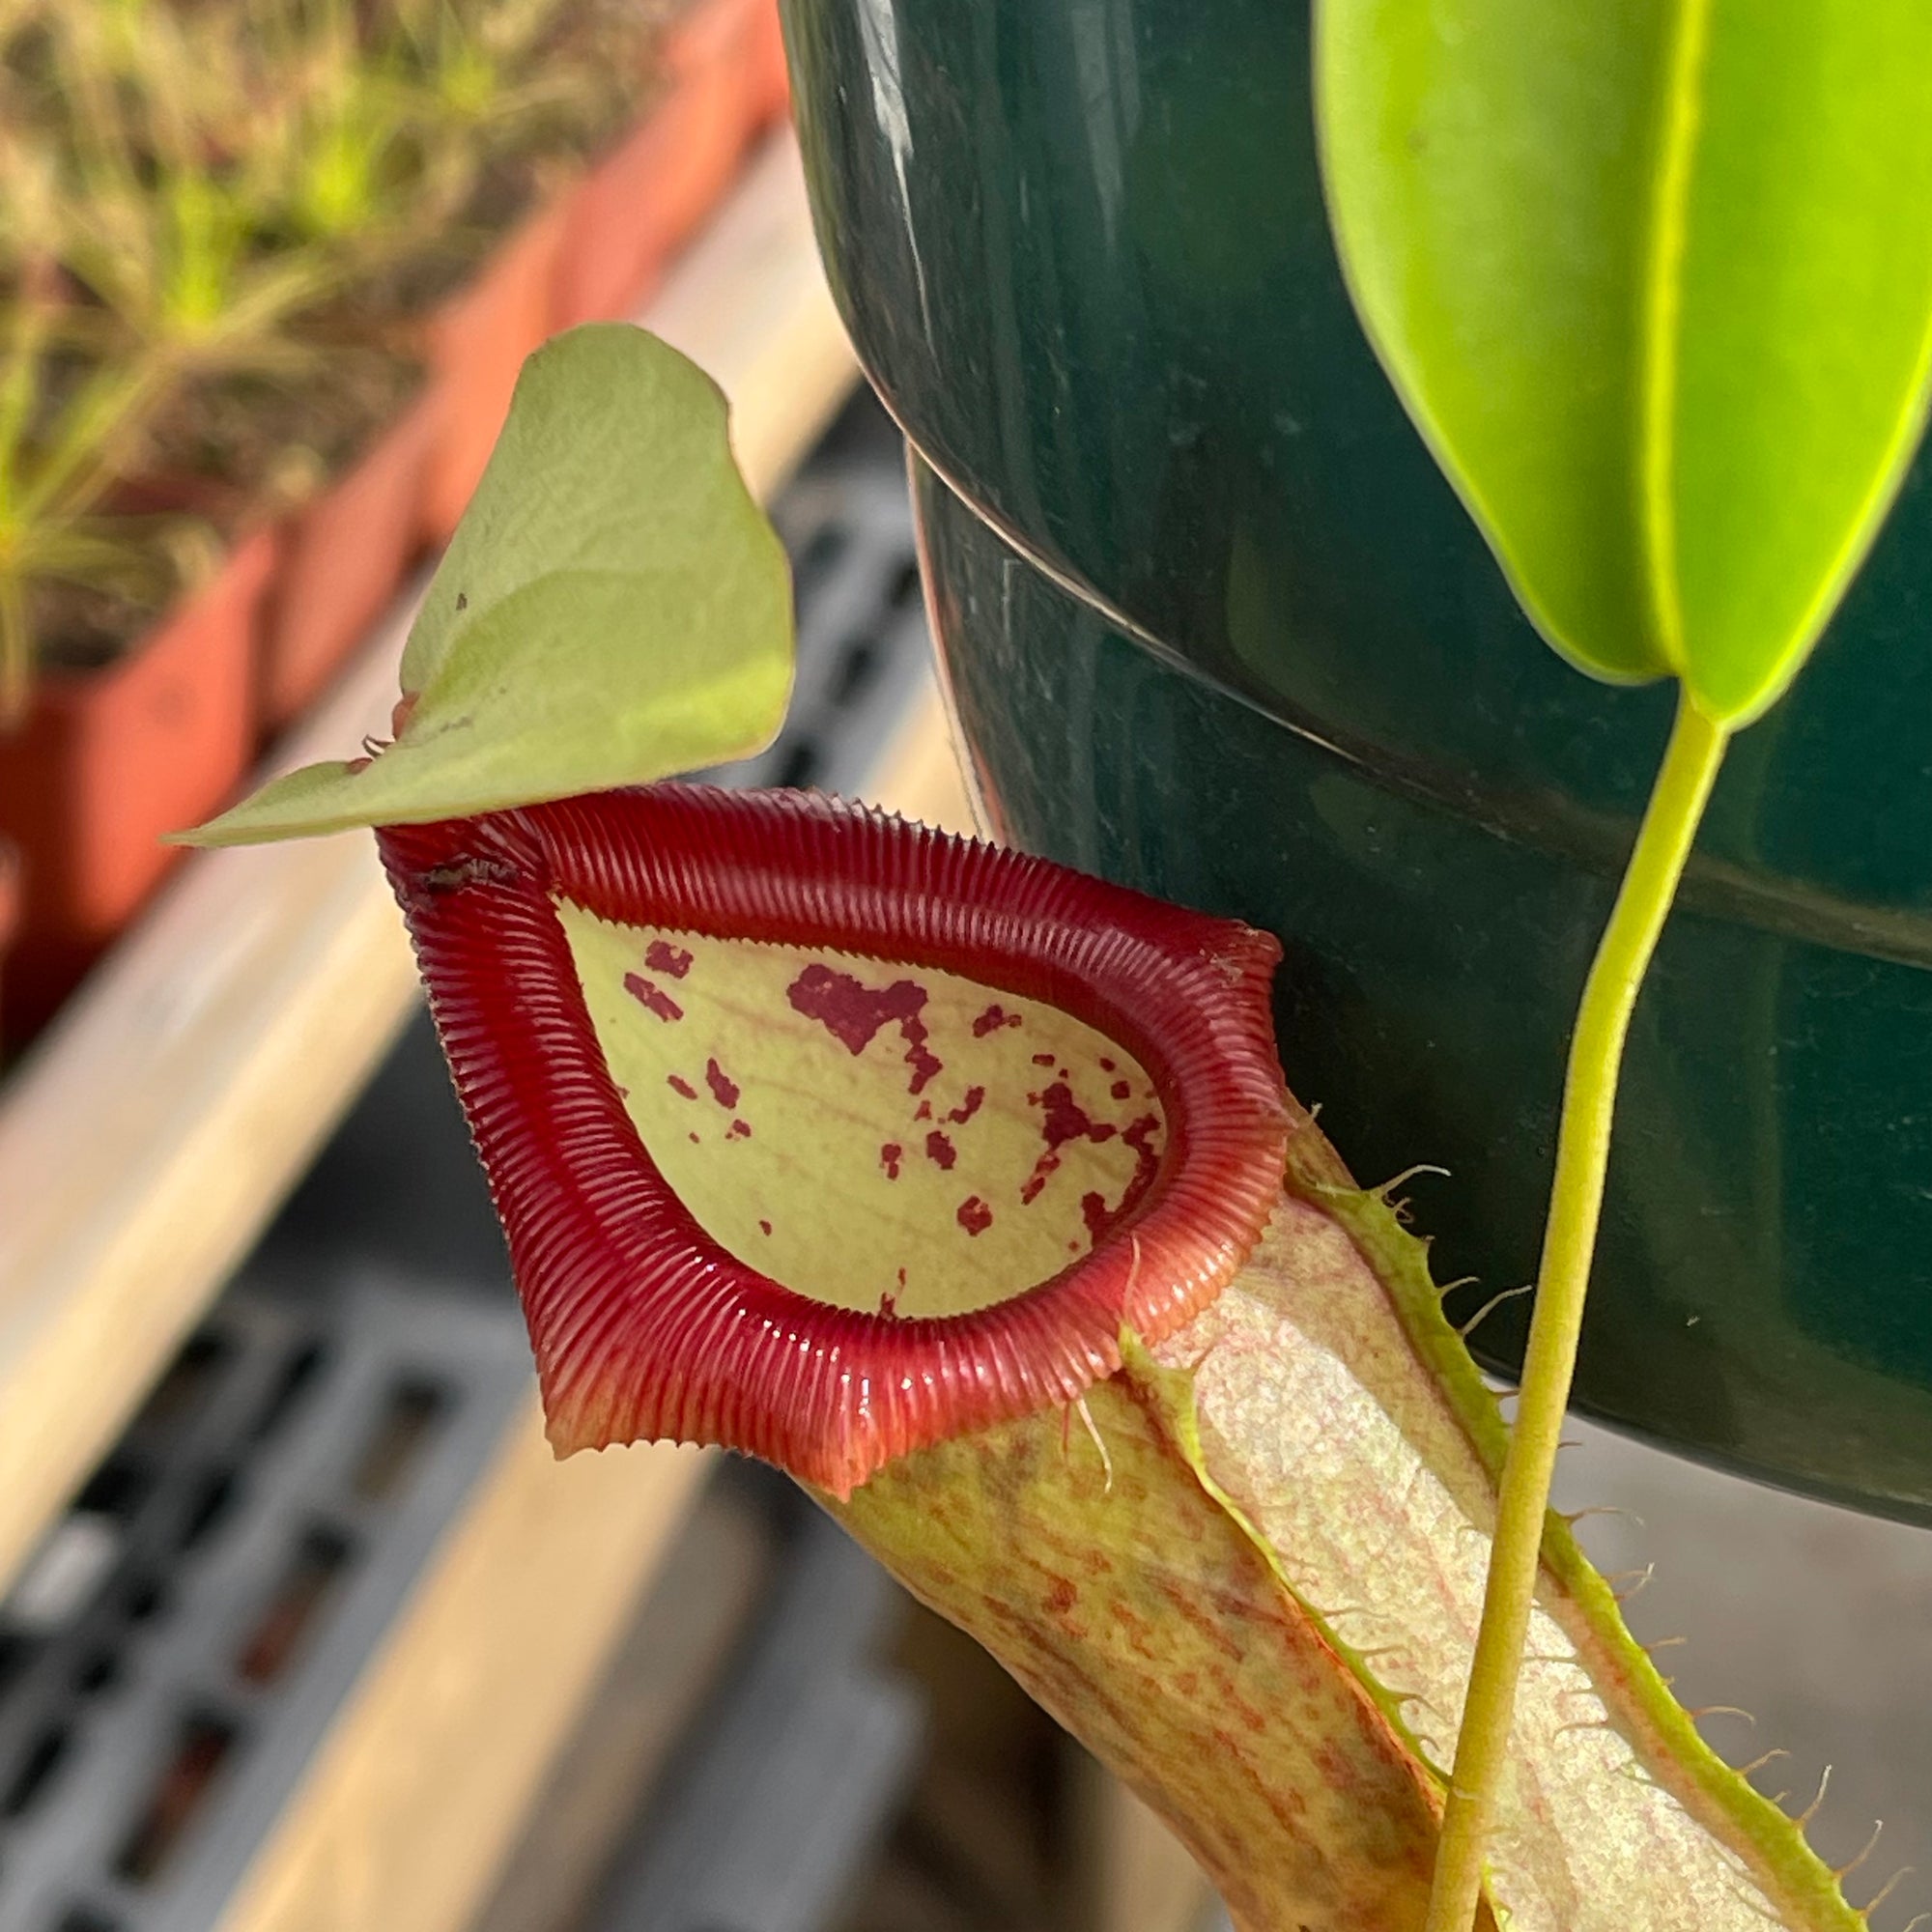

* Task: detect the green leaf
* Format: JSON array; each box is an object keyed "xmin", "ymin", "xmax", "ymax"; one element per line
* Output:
[
  {"xmin": 1316, "ymin": 0, "xmax": 1932, "ymax": 724},
  {"xmin": 180, "ymin": 325, "xmax": 791, "ymax": 846}
]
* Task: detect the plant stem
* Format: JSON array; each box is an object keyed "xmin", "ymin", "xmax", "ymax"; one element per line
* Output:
[{"xmin": 1423, "ymin": 691, "xmax": 1730, "ymax": 1932}]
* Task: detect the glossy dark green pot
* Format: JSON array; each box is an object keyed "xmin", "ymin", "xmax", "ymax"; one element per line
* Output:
[{"xmin": 780, "ymin": 0, "xmax": 1932, "ymax": 1521}]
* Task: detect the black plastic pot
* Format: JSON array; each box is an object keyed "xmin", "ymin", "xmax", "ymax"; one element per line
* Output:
[{"xmin": 781, "ymin": 0, "xmax": 1932, "ymax": 1521}]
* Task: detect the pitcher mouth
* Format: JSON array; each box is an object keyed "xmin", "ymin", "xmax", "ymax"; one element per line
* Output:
[{"xmin": 380, "ymin": 782, "xmax": 1291, "ymax": 1494}]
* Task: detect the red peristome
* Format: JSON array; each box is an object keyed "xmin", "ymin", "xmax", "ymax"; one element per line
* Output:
[{"xmin": 377, "ymin": 785, "xmax": 1291, "ymax": 1497}]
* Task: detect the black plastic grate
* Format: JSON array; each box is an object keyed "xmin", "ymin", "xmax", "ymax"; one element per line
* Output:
[
  {"xmin": 0, "ymin": 1276, "xmax": 532, "ymax": 1932},
  {"xmin": 708, "ymin": 403, "xmax": 933, "ymax": 804}
]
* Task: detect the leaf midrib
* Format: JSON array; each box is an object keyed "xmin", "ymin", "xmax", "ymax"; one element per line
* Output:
[{"xmin": 1637, "ymin": 0, "xmax": 1716, "ymax": 679}]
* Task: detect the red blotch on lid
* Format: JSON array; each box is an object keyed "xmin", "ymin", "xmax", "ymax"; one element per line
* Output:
[
  {"xmin": 645, "ymin": 938, "xmax": 694, "ymax": 980},
  {"xmin": 880, "ymin": 1143, "xmax": 903, "ymax": 1179},
  {"xmin": 623, "ymin": 973, "xmax": 683, "ymax": 1023},
  {"xmin": 704, "ymin": 1057, "xmax": 740, "ymax": 1109},
  {"xmin": 759, "ymin": 1219, "xmax": 773, "ymax": 1236},
  {"xmin": 947, "ymin": 1086, "xmax": 985, "ymax": 1126},
  {"xmin": 924, "ymin": 1130, "xmax": 956, "ymax": 1171},
  {"xmin": 667, "ymin": 1073, "xmax": 698, "ymax": 1100},
  {"xmin": 728, "ymin": 1119, "xmax": 753, "ymax": 1140},
  {"xmin": 972, "ymin": 1003, "xmax": 1021, "ymax": 1037},
  {"xmin": 1037, "ymin": 1081, "xmax": 1116, "ymax": 1151},
  {"xmin": 1020, "ymin": 1081, "xmax": 1122, "ymax": 1208},
  {"xmin": 1081, "ymin": 1191, "xmax": 1111, "ymax": 1242},
  {"xmin": 786, "ymin": 963, "xmax": 943, "ymax": 1094},
  {"xmin": 1111, "ymin": 1079, "xmax": 1132, "ymax": 1101},
  {"xmin": 1122, "ymin": 1115, "xmax": 1161, "ymax": 1209},
  {"xmin": 378, "ymin": 785, "xmax": 1289, "ymax": 1497},
  {"xmin": 1077, "ymin": 1115, "xmax": 1166, "ymax": 1246}
]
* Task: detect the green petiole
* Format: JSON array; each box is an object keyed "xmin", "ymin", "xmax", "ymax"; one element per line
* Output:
[{"xmin": 1424, "ymin": 690, "xmax": 1731, "ymax": 1932}]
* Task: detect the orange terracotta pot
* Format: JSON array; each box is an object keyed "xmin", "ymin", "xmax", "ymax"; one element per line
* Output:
[
  {"xmin": 0, "ymin": 840, "xmax": 19, "ymax": 1049},
  {"xmin": 0, "ymin": 527, "xmax": 274, "ymax": 1043},
  {"xmin": 422, "ymin": 0, "xmax": 791, "ymax": 535},
  {"xmin": 422, "ymin": 199, "xmax": 572, "ymax": 545},
  {"xmin": 553, "ymin": 88, "xmax": 738, "ymax": 330},
  {"xmin": 554, "ymin": 0, "xmax": 791, "ymax": 330},
  {"xmin": 261, "ymin": 392, "xmax": 438, "ymax": 734},
  {"xmin": 670, "ymin": 0, "xmax": 790, "ymax": 121},
  {"xmin": 0, "ymin": 0, "xmax": 793, "ymax": 1048},
  {"xmin": 738, "ymin": 0, "xmax": 794, "ymax": 125}
]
